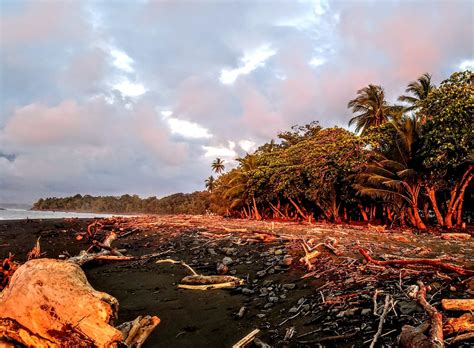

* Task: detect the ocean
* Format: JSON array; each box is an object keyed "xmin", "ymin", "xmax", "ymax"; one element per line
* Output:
[{"xmin": 0, "ymin": 208, "xmax": 126, "ymax": 220}]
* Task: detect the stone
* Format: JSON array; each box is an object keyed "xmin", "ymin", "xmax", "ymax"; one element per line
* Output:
[
  {"xmin": 283, "ymin": 283, "xmax": 296, "ymax": 290},
  {"xmin": 288, "ymin": 307, "xmax": 299, "ymax": 314},
  {"xmin": 242, "ymin": 288, "xmax": 254, "ymax": 295},
  {"xmin": 361, "ymin": 308, "xmax": 371, "ymax": 316},
  {"xmin": 207, "ymin": 248, "xmax": 217, "ymax": 256},
  {"xmin": 274, "ymin": 249, "xmax": 283, "ymax": 255},
  {"xmin": 222, "ymin": 257, "xmax": 233, "ymax": 266},
  {"xmin": 280, "ymin": 256, "xmax": 293, "ymax": 266},
  {"xmin": 264, "ymin": 303, "xmax": 273, "ymax": 309},
  {"xmin": 268, "ymin": 296, "xmax": 279, "ymax": 303},
  {"xmin": 256, "ymin": 270, "xmax": 267, "ymax": 278},
  {"xmin": 216, "ymin": 263, "xmax": 228, "ymax": 275}
]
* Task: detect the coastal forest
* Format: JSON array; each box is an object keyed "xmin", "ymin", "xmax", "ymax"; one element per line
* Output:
[{"xmin": 34, "ymin": 71, "xmax": 473, "ymax": 230}]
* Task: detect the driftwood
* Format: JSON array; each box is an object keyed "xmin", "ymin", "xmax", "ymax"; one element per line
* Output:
[
  {"xmin": 415, "ymin": 281, "xmax": 444, "ymax": 348},
  {"xmin": 369, "ymin": 294, "xmax": 392, "ymax": 348},
  {"xmin": 232, "ymin": 328, "xmax": 260, "ymax": 348},
  {"xmin": 441, "ymin": 233, "xmax": 471, "ymax": 240},
  {"xmin": 359, "ymin": 248, "xmax": 474, "ymax": 276},
  {"xmin": 299, "ymin": 242, "xmax": 321, "ymax": 271},
  {"xmin": 0, "ymin": 235, "xmax": 160, "ymax": 347},
  {"xmin": 0, "ymin": 259, "xmax": 123, "ymax": 346},
  {"xmin": 441, "ymin": 298, "xmax": 474, "ymax": 311},
  {"xmin": 0, "ymin": 254, "xmax": 17, "ymax": 291},
  {"xmin": 399, "ymin": 323, "xmax": 432, "ymax": 348},
  {"xmin": 156, "ymin": 259, "xmax": 245, "ymax": 290},
  {"xmin": 443, "ymin": 313, "xmax": 474, "ymax": 335},
  {"xmin": 118, "ymin": 315, "xmax": 160, "ymax": 348}
]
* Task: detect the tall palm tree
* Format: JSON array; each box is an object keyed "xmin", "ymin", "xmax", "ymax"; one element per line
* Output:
[
  {"xmin": 348, "ymin": 84, "xmax": 395, "ymax": 135},
  {"xmin": 205, "ymin": 176, "xmax": 215, "ymax": 192},
  {"xmin": 398, "ymin": 73, "xmax": 434, "ymax": 113},
  {"xmin": 355, "ymin": 116, "xmax": 426, "ymax": 230},
  {"xmin": 211, "ymin": 158, "xmax": 225, "ymax": 174}
]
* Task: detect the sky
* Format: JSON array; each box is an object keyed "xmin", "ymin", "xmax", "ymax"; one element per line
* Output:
[{"xmin": 1, "ymin": 0, "xmax": 473, "ymax": 204}]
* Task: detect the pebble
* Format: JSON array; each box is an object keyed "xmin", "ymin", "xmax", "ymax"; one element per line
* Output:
[
  {"xmin": 288, "ymin": 307, "xmax": 299, "ymax": 313},
  {"xmin": 274, "ymin": 249, "xmax": 284, "ymax": 255},
  {"xmin": 280, "ymin": 256, "xmax": 293, "ymax": 266},
  {"xmin": 222, "ymin": 257, "xmax": 233, "ymax": 266},
  {"xmin": 336, "ymin": 308, "xmax": 359, "ymax": 317},
  {"xmin": 217, "ymin": 263, "xmax": 228, "ymax": 275},
  {"xmin": 361, "ymin": 308, "xmax": 371, "ymax": 316},
  {"xmin": 283, "ymin": 283, "xmax": 296, "ymax": 290},
  {"xmin": 264, "ymin": 303, "xmax": 273, "ymax": 309},
  {"xmin": 256, "ymin": 313, "xmax": 266, "ymax": 318},
  {"xmin": 208, "ymin": 248, "xmax": 217, "ymax": 256},
  {"xmin": 268, "ymin": 296, "xmax": 279, "ymax": 303},
  {"xmin": 242, "ymin": 288, "xmax": 254, "ymax": 295},
  {"xmin": 256, "ymin": 270, "xmax": 267, "ymax": 278}
]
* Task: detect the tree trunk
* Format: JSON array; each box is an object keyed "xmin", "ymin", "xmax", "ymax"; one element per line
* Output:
[
  {"xmin": 455, "ymin": 198, "xmax": 464, "ymax": 228},
  {"xmin": 288, "ymin": 197, "xmax": 307, "ymax": 220},
  {"xmin": 445, "ymin": 166, "xmax": 473, "ymax": 229},
  {"xmin": 358, "ymin": 204, "xmax": 369, "ymax": 221},
  {"xmin": 252, "ymin": 196, "xmax": 262, "ymax": 220},
  {"xmin": 412, "ymin": 205, "xmax": 427, "ymax": 230},
  {"xmin": 426, "ymin": 186, "xmax": 444, "ymax": 227},
  {"xmin": 406, "ymin": 207, "xmax": 416, "ymax": 227}
]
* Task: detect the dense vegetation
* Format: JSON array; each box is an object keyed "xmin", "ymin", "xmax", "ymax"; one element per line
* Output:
[
  {"xmin": 33, "ymin": 192, "xmax": 211, "ymax": 215},
  {"xmin": 34, "ymin": 71, "xmax": 473, "ymax": 229},
  {"xmin": 207, "ymin": 71, "xmax": 473, "ymax": 230}
]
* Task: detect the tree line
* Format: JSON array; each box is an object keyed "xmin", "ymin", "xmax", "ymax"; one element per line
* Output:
[
  {"xmin": 33, "ymin": 192, "xmax": 211, "ymax": 215},
  {"xmin": 205, "ymin": 71, "xmax": 473, "ymax": 230}
]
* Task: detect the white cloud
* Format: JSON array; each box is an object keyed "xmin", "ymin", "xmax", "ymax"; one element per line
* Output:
[
  {"xmin": 313, "ymin": 0, "xmax": 329, "ymax": 16},
  {"xmin": 309, "ymin": 57, "xmax": 326, "ymax": 67},
  {"xmin": 113, "ymin": 80, "xmax": 147, "ymax": 97},
  {"xmin": 219, "ymin": 44, "xmax": 277, "ymax": 84},
  {"xmin": 239, "ymin": 139, "xmax": 255, "ymax": 152},
  {"xmin": 167, "ymin": 118, "xmax": 212, "ymax": 139},
  {"xmin": 202, "ymin": 141, "xmax": 237, "ymax": 158},
  {"xmin": 110, "ymin": 48, "xmax": 134, "ymax": 73},
  {"xmin": 459, "ymin": 59, "xmax": 474, "ymax": 71}
]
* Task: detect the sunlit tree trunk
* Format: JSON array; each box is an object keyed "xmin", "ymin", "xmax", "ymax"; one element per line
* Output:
[
  {"xmin": 445, "ymin": 166, "xmax": 473, "ymax": 229},
  {"xmin": 252, "ymin": 196, "xmax": 262, "ymax": 220},
  {"xmin": 425, "ymin": 186, "xmax": 444, "ymax": 227},
  {"xmin": 358, "ymin": 204, "xmax": 368, "ymax": 221},
  {"xmin": 288, "ymin": 197, "xmax": 307, "ymax": 220}
]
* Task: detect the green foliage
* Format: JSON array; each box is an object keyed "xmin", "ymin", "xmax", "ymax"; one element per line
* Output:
[
  {"xmin": 420, "ymin": 70, "xmax": 473, "ymax": 171},
  {"xmin": 32, "ymin": 191, "xmax": 211, "ymax": 215}
]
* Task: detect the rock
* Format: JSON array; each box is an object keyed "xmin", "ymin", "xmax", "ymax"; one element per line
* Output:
[
  {"xmin": 288, "ymin": 307, "xmax": 299, "ymax": 314},
  {"xmin": 336, "ymin": 308, "xmax": 359, "ymax": 317},
  {"xmin": 264, "ymin": 303, "xmax": 273, "ymax": 309},
  {"xmin": 297, "ymin": 298, "xmax": 305, "ymax": 305},
  {"xmin": 256, "ymin": 270, "xmax": 267, "ymax": 278},
  {"xmin": 398, "ymin": 301, "xmax": 422, "ymax": 315},
  {"xmin": 256, "ymin": 313, "xmax": 266, "ymax": 319},
  {"xmin": 268, "ymin": 296, "xmax": 279, "ymax": 303},
  {"xmin": 222, "ymin": 257, "xmax": 233, "ymax": 266},
  {"xmin": 274, "ymin": 249, "xmax": 283, "ymax": 255},
  {"xmin": 280, "ymin": 256, "xmax": 293, "ymax": 266},
  {"xmin": 301, "ymin": 304, "xmax": 310, "ymax": 312},
  {"xmin": 242, "ymin": 288, "xmax": 254, "ymax": 295},
  {"xmin": 267, "ymin": 268, "xmax": 275, "ymax": 275},
  {"xmin": 262, "ymin": 280, "xmax": 273, "ymax": 286},
  {"xmin": 217, "ymin": 263, "xmax": 228, "ymax": 275},
  {"xmin": 283, "ymin": 283, "xmax": 296, "ymax": 290},
  {"xmin": 222, "ymin": 247, "xmax": 237, "ymax": 255},
  {"xmin": 229, "ymin": 269, "xmax": 237, "ymax": 275},
  {"xmin": 208, "ymin": 248, "xmax": 217, "ymax": 256},
  {"xmin": 361, "ymin": 308, "xmax": 371, "ymax": 316}
]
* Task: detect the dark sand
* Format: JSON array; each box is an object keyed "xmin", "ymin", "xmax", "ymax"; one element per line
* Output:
[{"xmin": 1, "ymin": 216, "xmax": 473, "ymax": 347}]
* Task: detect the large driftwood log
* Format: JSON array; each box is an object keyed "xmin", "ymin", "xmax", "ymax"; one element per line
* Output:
[
  {"xmin": 0, "ymin": 259, "xmax": 122, "ymax": 346},
  {"xmin": 359, "ymin": 248, "xmax": 474, "ymax": 276},
  {"xmin": 441, "ymin": 299, "xmax": 474, "ymax": 311}
]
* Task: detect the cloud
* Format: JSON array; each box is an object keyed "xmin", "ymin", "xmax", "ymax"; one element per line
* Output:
[{"xmin": 1, "ymin": 0, "xmax": 472, "ymax": 203}]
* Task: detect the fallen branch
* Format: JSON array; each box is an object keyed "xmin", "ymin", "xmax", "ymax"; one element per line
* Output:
[
  {"xmin": 118, "ymin": 315, "xmax": 161, "ymax": 348},
  {"xmin": 441, "ymin": 299, "xmax": 474, "ymax": 311},
  {"xmin": 359, "ymin": 248, "xmax": 474, "ymax": 276},
  {"xmin": 410, "ymin": 281, "xmax": 444, "ymax": 348},
  {"xmin": 443, "ymin": 313, "xmax": 474, "ymax": 335},
  {"xmin": 299, "ymin": 241, "xmax": 322, "ymax": 271},
  {"xmin": 369, "ymin": 294, "xmax": 391, "ymax": 348},
  {"xmin": 232, "ymin": 328, "xmax": 260, "ymax": 348}
]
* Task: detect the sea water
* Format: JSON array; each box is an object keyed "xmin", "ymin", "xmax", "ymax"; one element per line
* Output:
[{"xmin": 0, "ymin": 208, "xmax": 126, "ymax": 220}]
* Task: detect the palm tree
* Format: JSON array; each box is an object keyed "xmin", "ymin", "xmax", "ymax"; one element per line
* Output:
[
  {"xmin": 224, "ymin": 155, "xmax": 262, "ymax": 220},
  {"xmin": 211, "ymin": 158, "xmax": 225, "ymax": 174},
  {"xmin": 398, "ymin": 73, "xmax": 434, "ymax": 113},
  {"xmin": 348, "ymin": 85, "xmax": 395, "ymax": 135},
  {"xmin": 355, "ymin": 116, "xmax": 427, "ymax": 230},
  {"xmin": 205, "ymin": 176, "xmax": 215, "ymax": 192}
]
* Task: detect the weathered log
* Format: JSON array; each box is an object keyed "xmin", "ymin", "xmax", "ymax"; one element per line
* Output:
[
  {"xmin": 232, "ymin": 329, "xmax": 260, "ymax": 348},
  {"xmin": 441, "ymin": 233, "xmax": 471, "ymax": 240},
  {"xmin": 443, "ymin": 313, "xmax": 474, "ymax": 335},
  {"xmin": 0, "ymin": 259, "xmax": 123, "ymax": 346},
  {"xmin": 408, "ymin": 281, "xmax": 444, "ymax": 348},
  {"xmin": 441, "ymin": 299, "xmax": 474, "ymax": 311},
  {"xmin": 359, "ymin": 248, "xmax": 474, "ymax": 276},
  {"xmin": 118, "ymin": 315, "xmax": 160, "ymax": 348}
]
